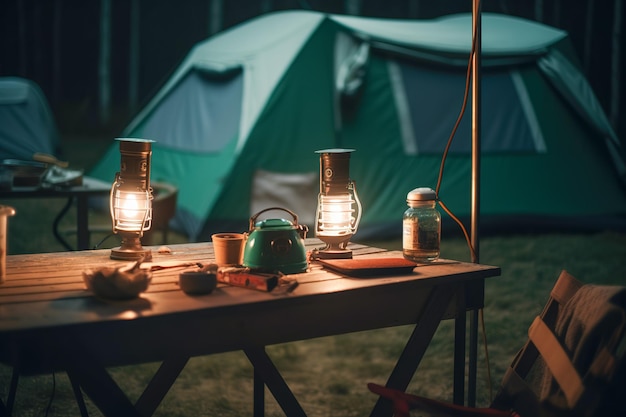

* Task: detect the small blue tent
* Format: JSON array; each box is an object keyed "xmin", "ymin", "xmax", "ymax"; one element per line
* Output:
[{"xmin": 0, "ymin": 77, "xmax": 60, "ymax": 161}]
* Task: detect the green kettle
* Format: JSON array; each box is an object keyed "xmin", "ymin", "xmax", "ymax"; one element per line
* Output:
[{"xmin": 242, "ymin": 207, "xmax": 309, "ymax": 274}]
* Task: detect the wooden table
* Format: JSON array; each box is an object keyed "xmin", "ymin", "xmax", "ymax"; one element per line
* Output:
[
  {"xmin": 0, "ymin": 176, "xmax": 111, "ymax": 250},
  {"xmin": 0, "ymin": 239, "xmax": 500, "ymax": 416}
]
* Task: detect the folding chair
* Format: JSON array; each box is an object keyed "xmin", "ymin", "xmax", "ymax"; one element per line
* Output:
[{"xmin": 368, "ymin": 270, "xmax": 626, "ymax": 417}]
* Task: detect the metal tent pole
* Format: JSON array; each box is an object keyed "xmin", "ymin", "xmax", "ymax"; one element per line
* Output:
[
  {"xmin": 468, "ymin": 0, "xmax": 482, "ymax": 407},
  {"xmin": 471, "ymin": 0, "xmax": 481, "ymax": 262}
]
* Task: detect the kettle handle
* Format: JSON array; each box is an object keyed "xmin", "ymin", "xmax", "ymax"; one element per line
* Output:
[{"xmin": 249, "ymin": 207, "xmax": 299, "ymax": 231}]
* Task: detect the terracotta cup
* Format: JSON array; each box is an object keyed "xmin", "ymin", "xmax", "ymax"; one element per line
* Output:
[{"xmin": 211, "ymin": 233, "xmax": 245, "ymax": 266}]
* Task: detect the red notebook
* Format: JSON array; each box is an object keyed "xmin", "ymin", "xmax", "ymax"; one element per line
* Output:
[{"xmin": 318, "ymin": 258, "xmax": 417, "ymax": 277}]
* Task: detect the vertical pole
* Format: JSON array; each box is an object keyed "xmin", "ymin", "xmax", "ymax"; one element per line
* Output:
[
  {"xmin": 18, "ymin": 0, "xmax": 27, "ymax": 76},
  {"xmin": 209, "ymin": 0, "xmax": 223, "ymax": 36},
  {"xmin": 535, "ymin": 0, "xmax": 544, "ymax": 22},
  {"xmin": 610, "ymin": 0, "xmax": 623, "ymax": 128},
  {"xmin": 99, "ymin": 0, "xmax": 111, "ymax": 125},
  {"xmin": 345, "ymin": 0, "xmax": 362, "ymax": 15},
  {"xmin": 469, "ymin": 0, "xmax": 481, "ymax": 407},
  {"xmin": 129, "ymin": 0, "xmax": 140, "ymax": 114},
  {"xmin": 471, "ymin": 0, "xmax": 481, "ymax": 265},
  {"xmin": 53, "ymin": 0, "xmax": 63, "ymax": 102}
]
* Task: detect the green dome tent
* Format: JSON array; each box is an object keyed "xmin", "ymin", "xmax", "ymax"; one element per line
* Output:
[{"xmin": 90, "ymin": 10, "xmax": 626, "ymax": 240}]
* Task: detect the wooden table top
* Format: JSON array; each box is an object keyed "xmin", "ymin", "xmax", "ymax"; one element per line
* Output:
[
  {"xmin": 0, "ymin": 239, "xmax": 500, "ymax": 374},
  {"xmin": 0, "ymin": 239, "xmax": 500, "ymax": 332}
]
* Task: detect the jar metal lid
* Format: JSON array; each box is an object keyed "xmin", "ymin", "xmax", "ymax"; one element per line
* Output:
[{"xmin": 406, "ymin": 187, "xmax": 437, "ymax": 202}]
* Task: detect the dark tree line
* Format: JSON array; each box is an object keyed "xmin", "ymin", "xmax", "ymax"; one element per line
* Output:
[{"xmin": 0, "ymin": 0, "xmax": 624, "ymax": 144}]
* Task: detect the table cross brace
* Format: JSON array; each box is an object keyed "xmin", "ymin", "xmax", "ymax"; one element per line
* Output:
[
  {"xmin": 245, "ymin": 347, "xmax": 307, "ymax": 417},
  {"xmin": 64, "ymin": 347, "xmax": 188, "ymax": 417},
  {"xmin": 370, "ymin": 284, "xmax": 458, "ymax": 417}
]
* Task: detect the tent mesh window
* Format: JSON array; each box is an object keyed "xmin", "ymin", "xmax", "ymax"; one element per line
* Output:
[{"xmin": 390, "ymin": 58, "xmax": 545, "ymax": 155}]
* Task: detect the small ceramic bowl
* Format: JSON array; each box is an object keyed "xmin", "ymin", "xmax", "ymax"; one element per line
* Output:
[{"xmin": 179, "ymin": 271, "xmax": 217, "ymax": 295}]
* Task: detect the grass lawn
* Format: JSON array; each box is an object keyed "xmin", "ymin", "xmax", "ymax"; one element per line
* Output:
[{"xmin": 1, "ymin": 136, "xmax": 625, "ymax": 415}]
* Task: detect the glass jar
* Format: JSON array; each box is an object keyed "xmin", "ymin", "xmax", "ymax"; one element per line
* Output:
[{"xmin": 403, "ymin": 187, "xmax": 440, "ymax": 262}]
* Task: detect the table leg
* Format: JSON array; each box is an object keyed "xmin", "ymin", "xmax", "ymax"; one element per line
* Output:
[
  {"xmin": 369, "ymin": 285, "xmax": 456, "ymax": 417},
  {"xmin": 66, "ymin": 362, "xmax": 141, "ymax": 416},
  {"xmin": 253, "ymin": 367, "xmax": 265, "ymax": 417},
  {"xmin": 52, "ymin": 197, "xmax": 74, "ymax": 251},
  {"xmin": 468, "ymin": 309, "xmax": 479, "ymax": 406},
  {"xmin": 2, "ymin": 368, "xmax": 18, "ymax": 417},
  {"xmin": 75, "ymin": 195, "xmax": 91, "ymax": 250},
  {"xmin": 67, "ymin": 372, "xmax": 90, "ymax": 417},
  {"xmin": 453, "ymin": 288, "xmax": 466, "ymax": 405},
  {"xmin": 244, "ymin": 347, "xmax": 306, "ymax": 417},
  {"xmin": 135, "ymin": 356, "xmax": 189, "ymax": 417},
  {"xmin": 64, "ymin": 351, "xmax": 187, "ymax": 417}
]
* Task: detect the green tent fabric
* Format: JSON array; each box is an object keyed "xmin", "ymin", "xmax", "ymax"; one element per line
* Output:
[{"xmin": 89, "ymin": 10, "xmax": 626, "ymax": 241}]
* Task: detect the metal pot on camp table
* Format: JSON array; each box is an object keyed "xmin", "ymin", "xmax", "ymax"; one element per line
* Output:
[{"xmin": 242, "ymin": 207, "xmax": 309, "ymax": 274}]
